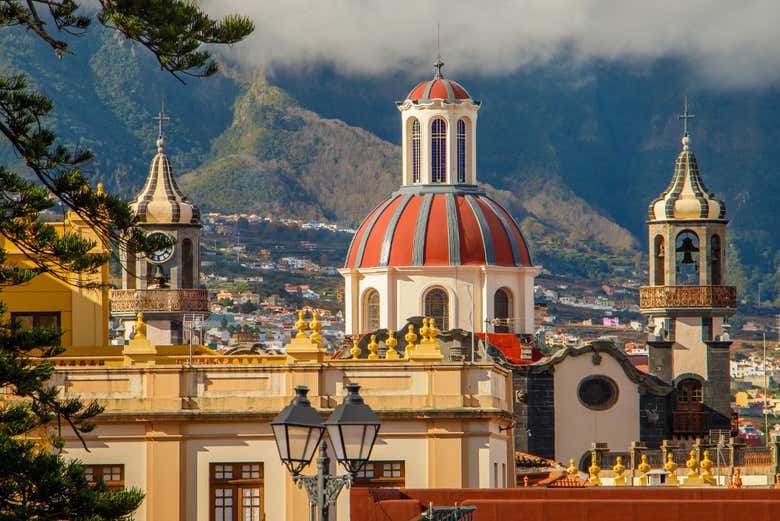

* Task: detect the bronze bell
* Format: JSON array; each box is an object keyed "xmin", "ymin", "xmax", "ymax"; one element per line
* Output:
[
  {"xmin": 151, "ymin": 264, "xmax": 169, "ymax": 288},
  {"xmin": 676, "ymin": 237, "xmax": 699, "ymax": 264}
]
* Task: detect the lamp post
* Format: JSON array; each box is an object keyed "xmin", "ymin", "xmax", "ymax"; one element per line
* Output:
[{"xmin": 272, "ymin": 384, "xmax": 381, "ymax": 521}]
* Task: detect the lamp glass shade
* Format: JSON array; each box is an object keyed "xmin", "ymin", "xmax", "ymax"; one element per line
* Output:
[
  {"xmin": 326, "ymin": 423, "xmax": 379, "ymax": 474},
  {"xmin": 271, "ymin": 386, "xmax": 325, "ymax": 475},
  {"xmin": 324, "ymin": 383, "xmax": 381, "ymax": 475}
]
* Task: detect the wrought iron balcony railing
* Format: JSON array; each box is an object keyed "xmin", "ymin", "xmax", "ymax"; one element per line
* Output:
[
  {"xmin": 639, "ymin": 285, "xmax": 736, "ymax": 310},
  {"xmin": 110, "ymin": 289, "xmax": 209, "ymax": 313}
]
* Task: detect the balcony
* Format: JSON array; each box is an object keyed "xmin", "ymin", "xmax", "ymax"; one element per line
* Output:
[
  {"xmin": 639, "ymin": 285, "xmax": 736, "ymax": 310},
  {"xmin": 672, "ymin": 410, "xmax": 709, "ymax": 435},
  {"xmin": 110, "ymin": 289, "xmax": 209, "ymax": 314}
]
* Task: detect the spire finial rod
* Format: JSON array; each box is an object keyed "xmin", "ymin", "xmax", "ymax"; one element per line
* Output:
[
  {"xmin": 153, "ymin": 97, "xmax": 170, "ymax": 153},
  {"xmin": 434, "ymin": 23, "xmax": 444, "ymax": 79},
  {"xmin": 678, "ymin": 96, "xmax": 695, "ymax": 137}
]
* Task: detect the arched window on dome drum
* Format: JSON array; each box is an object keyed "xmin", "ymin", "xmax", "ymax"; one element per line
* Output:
[
  {"xmin": 456, "ymin": 119, "xmax": 467, "ymax": 183},
  {"xmin": 493, "ymin": 288, "xmax": 512, "ymax": 333},
  {"xmin": 654, "ymin": 235, "xmax": 665, "ymax": 286},
  {"xmin": 424, "ymin": 288, "xmax": 449, "ymax": 330},
  {"xmin": 710, "ymin": 234, "xmax": 721, "ymax": 285},
  {"xmin": 674, "ymin": 230, "xmax": 699, "ymax": 286},
  {"xmin": 411, "ymin": 118, "xmax": 421, "ymax": 183},
  {"xmin": 431, "ymin": 119, "xmax": 447, "ymax": 183},
  {"xmin": 364, "ymin": 289, "xmax": 380, "ymax": 332}
]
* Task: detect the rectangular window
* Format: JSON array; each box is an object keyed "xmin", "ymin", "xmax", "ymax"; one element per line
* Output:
[
  {"xmin": 83, "ymin": 464, "xmax": 125, "ymax": 491},
  {"xmin": 11, "ymin": 312, "xmax": 61, "ymax": 330},
  {"xmin": 353, "ymin": 461, "xmax": 405, "ymax": 488},
  {"xmin": 210, "ymin": 463, "xmax": 264, "ymax": 521}
]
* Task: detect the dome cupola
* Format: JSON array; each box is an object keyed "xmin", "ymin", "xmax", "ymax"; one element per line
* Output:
[
  {"xmin": 396, "ymin": 54, "xmax": 481, "ymax": 187},
  {"xmin": 129, "ymin": 105, "xmax": 200, "ymax": 225},
  {"xmin": 648, "ymin": 100, "xmax": 726, "ymax": 222}
]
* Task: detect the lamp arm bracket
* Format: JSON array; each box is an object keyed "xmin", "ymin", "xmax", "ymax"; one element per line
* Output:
[{"xmin": 293, "ymin": 474, "xmax": 352, "ymax": 507}]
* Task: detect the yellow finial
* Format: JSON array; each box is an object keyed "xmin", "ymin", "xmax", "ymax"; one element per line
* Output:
[
  {"xmin": 612, "ymin": 456, "xmax": 626, "ymax": 486},
  {"xmin": 96, "ymin": 182, "xmax": 104, "ymax": 195},
  {"xmin": 367, "ymin": 334, "xmax": 379, "ymax": 360},
  {"xmin": 700, "ymin": 450, "xmax": 715, "ymax": 485},
  {"xmin": 428, "ymin": 317, "xmax": 439, "ymax": 344},
  {"xmin": 309, "ymin": 311, "xmax": 323, "ymax": 345},
  {"xmin": 566, "ymin": 459, "xmax": 577, "ymax": 477},
  {"xmin": 730, "ymin": 468, "xmax": 743, "ymax": 488},
  {"xmin": 588, "ymin": 453, "xmax": 601, "ymax": 486},
  {"xmin": 664, "ymin": 452, "xmax": 679, "ymax": 485},
  {"xmin": 419, "ymin": 318, "xmax": 430, "ymax": 344},
  {"xmin": 685, "ymin": 449, "xmax": 699, "ymax": 479},
  {"xmin": 404, "ymin": 323, "xmax": 418, "ymax": 357},
  {"xmin": 294, "ymin": 310, "xmax": 308, "ymax": 339},
  {"xmin": 638, "ymin": 454, "xmax": 651, "ymax": 486},
  {"xmin": 134, "ymin": 312, "xmax": 147, "ymax": 339},
  {"xmin": 350, "ymin": 338, "xmax": 362, "ymax": 359},
  {"xmin": 385, "ymin": 330, "xmax": 400, "ymax": 359}
]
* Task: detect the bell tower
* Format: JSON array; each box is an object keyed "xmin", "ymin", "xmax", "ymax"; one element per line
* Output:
[
  {"xmin": 640, "ymin": 99, "xmax": 736, "ymax": 438},
  {"xmin": 111, "ymin": 103, "xmax": 208, "ymax": 345}
]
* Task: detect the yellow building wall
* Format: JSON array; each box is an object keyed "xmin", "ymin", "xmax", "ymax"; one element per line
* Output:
[{"xmin": 0, "ymin": 215, "xmax": 109, "ymax": 347}]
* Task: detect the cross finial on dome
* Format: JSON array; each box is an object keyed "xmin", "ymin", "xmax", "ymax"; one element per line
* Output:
[
  {"xmin": 153, "ymin": 97, "xmax": 170, "ymax": 153},
  {"xmin": 678, "ymin": 96, "xmax": 695, "ymax": 150},
  {"xmin": 433, "ymin": 23, "xmax": 444, "ymax": 79}
]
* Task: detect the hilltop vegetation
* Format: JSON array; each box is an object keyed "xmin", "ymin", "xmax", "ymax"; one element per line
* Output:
[{"xmin": 3, "ymin": 29, "xmax": 779, "ymax": 296}]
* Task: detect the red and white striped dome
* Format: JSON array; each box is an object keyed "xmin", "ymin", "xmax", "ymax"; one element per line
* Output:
[
  {"xmin": 407, "ymin": 78, "xmax": 471, "ymax": 103},
  {"xmin": 345, "ymin": 190, "xmax": 531, "ymax": 269}
]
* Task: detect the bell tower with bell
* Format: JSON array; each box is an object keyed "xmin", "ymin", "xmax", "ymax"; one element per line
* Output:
[
  {"xmin": 640, "ymin": 99, "xmax": 737, "ymax": 438},
  {"xmin": 111, "ymin": 102, "xmax": 208, "ymax": 345}
]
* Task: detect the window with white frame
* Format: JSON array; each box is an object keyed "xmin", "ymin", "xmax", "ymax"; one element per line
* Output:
[
  {"xmin": 431, "ymin": 118, "xmax": 447, "ymax": 183},
  {"xmin": 411, "ymin": 118, "xmax": 421, "ymax": 183},
  {"xmin": 456, "ymin": 118, "xmax": 466, "ymax": 183},
  {"xmin": 210, "ymin": 463, "xmax": 264, "ymax": 521}
]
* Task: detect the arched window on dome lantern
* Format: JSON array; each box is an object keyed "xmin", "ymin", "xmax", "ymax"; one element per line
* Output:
[
  {"xmin": 456, "ymin": 118, "xmax": 467, "ymax": 183},
  {"xmin": 431, "ymin": 118, "xmax": 447, "ymax": 183},
  {"xmin": 493, "ymin": 288, "xmax": 512, "ymax": 333},
  {"xmin": 424, "ymin": 287, "xmax": 449, "ymax": 330},
  {"xmin": 363, "ymin": 289, "xmax": 380, "ymax": 332},
  {"xmin": 411, "ymin": 118, "xmax": 421, "ymax": 183}
]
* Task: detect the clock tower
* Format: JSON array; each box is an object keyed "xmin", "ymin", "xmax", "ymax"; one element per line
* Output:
[
  {"xmin": 640, "ymin": 100, "xmax": 737, "ymax": 439},
  {"xmin": 111, "ymin": 104, "xmax": 208, "ymax": 345}
]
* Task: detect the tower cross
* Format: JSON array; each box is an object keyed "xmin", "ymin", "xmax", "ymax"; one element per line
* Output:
[
  {"xmin": 678, "ymin": 96, "xmax": 695, "ymax": 136},
  {"xmin": 153, "ymin": 98, "xmax": 170, "ymax": 139}
]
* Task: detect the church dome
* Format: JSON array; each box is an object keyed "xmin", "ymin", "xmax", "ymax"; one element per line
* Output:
[
  {"xmin": 345, "ymin": 189, "xmax": 532, "ymax": 269},
  {"xmin": 130, "ymin": 136, "xmax": 200, "ymax": 225},
  {"xmin": 648, "ymin": 134, "xmax": 726, "ymax": 221},
  {"xmin": 407, "ymin": 78, "xmax": 472, "ymax": 103}
]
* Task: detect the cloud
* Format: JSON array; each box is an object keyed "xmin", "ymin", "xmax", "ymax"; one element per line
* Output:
[{"xmin": 203, "ymin": 0, "xmax": 780, "ymax": 88}]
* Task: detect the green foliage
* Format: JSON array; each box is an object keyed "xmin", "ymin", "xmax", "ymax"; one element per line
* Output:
[{"xmin": 0, "ymin": 1, "xmax": 252, "ymax": 518}]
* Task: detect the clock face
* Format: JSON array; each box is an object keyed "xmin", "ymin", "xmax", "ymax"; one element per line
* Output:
[{"xmin": 145, "ymin": 232, "xmax": 174, "ymax": 264}]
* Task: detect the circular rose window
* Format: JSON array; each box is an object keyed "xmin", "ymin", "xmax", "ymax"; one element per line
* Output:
[{"xmin": 577, "ymin": 375, "xmax": 619, "ymax": 411}]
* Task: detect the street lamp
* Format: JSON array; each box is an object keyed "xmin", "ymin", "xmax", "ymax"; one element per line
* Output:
[{"xmin": 271, "ymin": 383, "xmax": 381, "ymax": 521}]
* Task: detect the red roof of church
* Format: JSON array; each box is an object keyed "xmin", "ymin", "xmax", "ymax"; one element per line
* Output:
[
  {"xmin": 344, "ymin": 192, "xmax": 532, "ymax": 269},
  {"xmin": 407, "ymin": 78, "xmax": 471, "ymax": 103},
  {"xmin": 475, "ymin": 333, "xmax": 543, "ymax": 364}
]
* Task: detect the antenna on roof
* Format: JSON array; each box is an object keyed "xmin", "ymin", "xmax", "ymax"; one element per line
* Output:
[{"xmin": 434, "ymin": 23, "xmax": 444, "ymax": 79}]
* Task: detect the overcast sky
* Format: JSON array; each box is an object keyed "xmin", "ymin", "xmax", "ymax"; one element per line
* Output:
[{"xmin": 202, "ymin": 0, "xmax": 780, "ymax": 89}]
